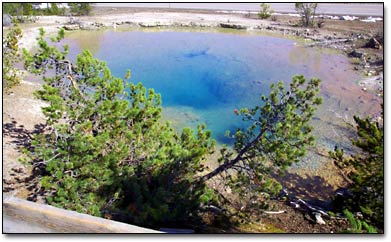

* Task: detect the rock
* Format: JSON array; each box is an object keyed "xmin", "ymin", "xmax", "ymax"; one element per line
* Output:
[
  {"xmin": 139, "ymin": 22, "xmax": 158, "ymax": 27},
  {"xmin": 365, "ymin": 37, "xmax": 382, "ymax": 49},
  {"xmin": 68, "ymin": 17, "xmax": 79, "ymax": 25},
  {"xmin": 361, "ymin": 17, "xmax": 382, "ymax": 23},
  {"xmin": 355, "ymin": 212, "xmax": 364, "ymax": 220},
  {"xmin": 326, "ymin": 35, "xmax": 333, "ymax": 40},
  {"xmin": 314, "ymin": 212, "xmax": 326, "ymax": 225},
  {"xmin": 3, "ymin": 14, "xmax": 12, "ymax": 26},
  {"xmin": 219, "ymin": 23, "xmax": 246, "ymax": 30},
  {"xmin": 94, "ymin": 22, "xmax": 105, "ymax": 28},
  {"xmin": 79, "ymin": 21, "xmax": 97, "ymax": 30},
  {"xmin": 339, "ymin": 16, "xmax": 358, "ymax": 21},
  {"xmin": 63, "ymin": 24, "xmax": 80, "ymax": 31},
  {"xmin": 348, "ymin": 49, "xmax": 366, "ymax": 59},
  {"xmin": 11, "ymin": 167, "xmax": 25, "ymax": 173},
  {"xmin": 266, "ymin": 26, "xmax": 275, "ymax": 30}
]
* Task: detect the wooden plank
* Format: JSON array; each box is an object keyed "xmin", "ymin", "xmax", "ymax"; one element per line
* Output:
[{"xmin": 3, "ymin": 196, "xmax": 162, "ymax": 233}]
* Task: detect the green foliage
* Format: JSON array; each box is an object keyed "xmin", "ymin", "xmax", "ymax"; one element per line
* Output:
[
  {"xmin": 202, "ymin": 75, "xmax": 322, "ymax": 214},
  {"xmin": 24, "ymin": 28, "xmax": 215, "ymax": 228},
  {"xmin": 3, "ymin": 3, "xmax": 38, "ymax": 22},
  {"xmin": 3, "ymin": 3, "xmax": 16, "ymax": 15},
  {"xmin": 24, "ymin": 27, "xmax": 324, "ymax": 230},
  {"xmin": 295, "ymin": 3, "xmax": 318, "ymax": 27},
  {"xmin": 258, "ymin": 3, "xmax": 274, "ymax": 19},
  {"xmin": 46, "ymin": 3, "xmax": 65, "ymax": 16},
  {"xmin": 330, "ymin": 113, "xmax": 383, "ymax": 229},
  {"xmin": 21, "ymin": 3, "xmax": 33, "ymax": 16},
  {"xmin": 3, "ymin": 24, "xmax": 23, "ymax": 92},
  {"xmin": 343, "ymin": 209, "xmax": 377, "ymax": 233},
  {"xmin": 69, "ymin": 3, "xmax": 92, "ymax": 16},
  {"xmin": 3, "ymin": 3, "xmax": 23, "ymax": 15}
]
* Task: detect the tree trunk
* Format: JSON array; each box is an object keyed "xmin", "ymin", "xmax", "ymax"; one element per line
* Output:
[{"xmin": 199, "ymin": 128, "xmax": 265, "ymax": 182}]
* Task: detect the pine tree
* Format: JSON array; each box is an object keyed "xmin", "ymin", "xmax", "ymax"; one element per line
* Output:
[
  {"xmin": 23, "ymin": 28, "xmax": 215, "ymax": 228},
  {"xmin": 48, "ymin": 3, "xmax": 63, "ymax": 15},
  {"xmin": 330, "ymin": 109, "xmax": 383, "ymax": 230},
  {"xmin": 200, "ymin": 76, "xmax": 322, "ymax": 215},
  {"xmin": 68, "ymin": 3, "xmax": 92, "ymax": 16},
  {"xmin": 3, "ymin": 24, "xmax": 23, "ymax": 92},
  {"xmin": 258, "ymin": 3, "xmax": 274, "ymax": 19}
]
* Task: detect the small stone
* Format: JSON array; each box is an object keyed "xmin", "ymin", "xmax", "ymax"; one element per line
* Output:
[
  {"xmin": 348, "ymin": 50, "xmax": 366, "ymax": 59},
  {"xmin": 365, "ymin": 37, "xmax": 382, "ymax": 49},
  {"xmin": 314, "ymin": 212, "xmax": 326, "ymax": 225},
  {"xmin": 11, "ymin": 167, "xmax": 25, "ymax": 173}
]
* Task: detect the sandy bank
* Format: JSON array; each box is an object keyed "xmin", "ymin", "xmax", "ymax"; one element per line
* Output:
[
  {"xmin": 17, "ymin": 10, "xmax": 380, "ymax": 51},
  {"xmin": 18, "ymin": 12, "xmax": 274, "ymax": 50}
]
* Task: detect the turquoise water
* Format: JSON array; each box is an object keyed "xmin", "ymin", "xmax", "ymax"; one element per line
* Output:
[{"xmin": 62, "ymin": 29, "xmax": 380, "ymax": 151}]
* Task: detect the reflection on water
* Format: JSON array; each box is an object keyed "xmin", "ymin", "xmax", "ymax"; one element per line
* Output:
[
  {"xmin": 289, "ymin": 45, "xmax": 322, "ymax": 73},
  {"xmin": 62, "ymin": 28, "xmax": 382, "ymax": 167},
  {"xmin": 63, "ymin": 30, "xmax": 106, "ymax": 55}
]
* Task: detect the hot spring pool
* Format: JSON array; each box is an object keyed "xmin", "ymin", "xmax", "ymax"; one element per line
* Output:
[{"xmin": 61, "ymin": 28, "xmax": 381, "ymax": 160}]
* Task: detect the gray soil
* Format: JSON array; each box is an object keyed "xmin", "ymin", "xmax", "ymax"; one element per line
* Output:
[{"xmin": 3, "ymin": 79, "xmax": 47, "ymax": 199}]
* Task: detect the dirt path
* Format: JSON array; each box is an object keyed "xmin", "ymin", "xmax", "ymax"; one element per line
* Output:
[{"xmin": 3, "ymin": 80, "xmax": 46, "ymax": 198}]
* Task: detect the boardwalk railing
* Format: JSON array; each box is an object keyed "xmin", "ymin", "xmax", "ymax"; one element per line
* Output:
[{"xmin": 3, "ymin": 196, "xmax": 162, "ymax": 233}]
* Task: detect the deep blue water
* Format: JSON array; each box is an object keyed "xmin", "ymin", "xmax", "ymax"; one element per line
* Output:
[{"xmin": 62, "ymin": 29, "xmax": 362, "ymax": 145}]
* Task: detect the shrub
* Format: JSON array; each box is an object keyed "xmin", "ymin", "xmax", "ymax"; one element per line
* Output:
[
  {"xmin": 3, "ymin": 24, "xmax": 23, "ymax": 92},
  {"xmin": 200, "ymin": 76, "xmax": 322, "ymax": 216},
  {"xmin": 23, "ymin": 28, "xmax": 215, "ymax": 228},
  {"xmin": 343, "ymin": 209, "xmax": 377, "ymax": 233},
  {"xmin": 330, "ymin": 111, "xmax": 384, "ymax": 230},
  {"xmin": 69, "ymin": 3, "xmax": 92, "ymax": 16},
  {"xmin": 258, "ymin": 3, "xmax": 274, "ymax": 19},
  {"xmin": 295, "ymin": 3, "xmax": 318, "ymax": 27}
]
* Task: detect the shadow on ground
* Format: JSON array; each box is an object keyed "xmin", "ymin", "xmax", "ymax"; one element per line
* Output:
[
  {"xmin": 3, "ymin": 120, "xmax": 47, "ymax": 201},
  {"xmin": 3, "ymin": 120, "xmax": 45, "ymax": 151}
]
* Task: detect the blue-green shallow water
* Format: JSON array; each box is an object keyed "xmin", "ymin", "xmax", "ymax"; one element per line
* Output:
[{"xmin": 61, "ymin": 28, "xmax": 381, "ymax": 155}]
